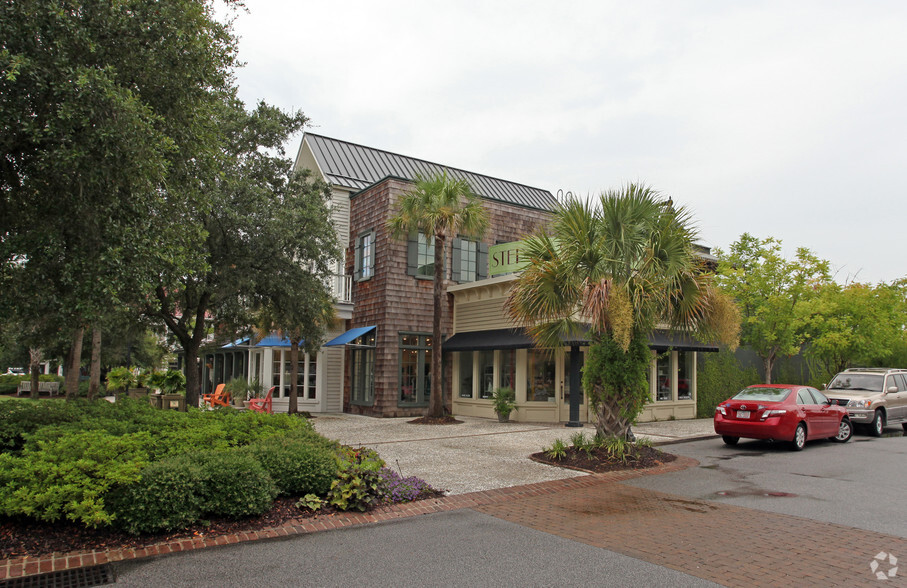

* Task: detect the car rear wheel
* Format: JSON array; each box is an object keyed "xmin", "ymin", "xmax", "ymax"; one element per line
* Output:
[
  {"xmin": 831, "ymin": 418, "xmax": 852, "ymax": 443},
  {"xmin": 868, "ymin": 410, "xmax": 884, "ymax": 437},
  {"xmin": 791, "ymin": 423, "xmax": 807, "ymax": 451},
  {"xmin": 722, "ymin": 435, "xmax": 739, "ymax": 446}
]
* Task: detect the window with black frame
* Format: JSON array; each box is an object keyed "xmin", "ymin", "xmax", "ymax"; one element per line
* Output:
[
  {"xmin": 399, "ymin": 333, "xmax": 432, "ymax": 405},
  {"xmin": 350, "ymin": 331, "xmax": 376, "ymax": 405}
]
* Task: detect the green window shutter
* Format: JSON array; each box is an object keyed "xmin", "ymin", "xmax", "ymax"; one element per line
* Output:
[
  {"xmin": 406, "ymin": 233, "xmax": 418, "ymax": 276},
  {"xmin": 477, "ymin": 242, "xmax": 488, "ymax": 280},
  {"xmin": 451, "ymin": 238, "xmax": 462, "ymax": 283},
  {"xmin": 366, "ymin": 229, "xmax": 376, "ymax": 278},
  {"xmin": 354, "ymin": 235, "xmax": 363, "ymax": 281}
]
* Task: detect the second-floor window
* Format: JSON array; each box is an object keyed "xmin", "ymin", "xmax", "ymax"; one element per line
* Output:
[
  {"xmin": 407, "ymin": 233, "xmax": 435, "ymax": 278},
  {"xmin": 452, "ymin": 237, "xmax": 488, "ymax": 283},
  {"xmin": 355, "ymin": 229, "xmax": 375, "ymax": 281}
]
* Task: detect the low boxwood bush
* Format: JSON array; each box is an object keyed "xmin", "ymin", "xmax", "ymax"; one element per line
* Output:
[
  {"xmin": 107, "ymin": 454, "xmax": 206, "ymax": 535},
  {"xmin": 110, "ymin": 451, "xmax": 278, "ymax": 534},
  {"xmin": 193, "ymin": 451, "xmax": 277, "ymax": 519},
  {"xmin": 241, "ymin": 432, "xmax": 338, "ymax": 497}
]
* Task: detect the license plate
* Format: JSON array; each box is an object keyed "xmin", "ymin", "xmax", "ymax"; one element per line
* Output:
[{"xmin": 736, "ymin": 410, "xmax": 750, "ymax": 419}]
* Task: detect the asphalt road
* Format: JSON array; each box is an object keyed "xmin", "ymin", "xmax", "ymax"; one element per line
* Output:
[
  {"xmin": 624, "ymin": 430, "xmax": 907, "ymax": 538},
  {"xmin": 112, "ymin": 510, "xmax": 721, "ymax": 588}
]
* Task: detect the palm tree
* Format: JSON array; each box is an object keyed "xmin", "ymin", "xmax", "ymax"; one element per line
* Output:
[
  {"xmin": 507, "ymin": 184, "xmax": 738, "ymax": 438},
  {"xmin": 388, "ymin": 172, "xmax": 489, "ymax": 418}
]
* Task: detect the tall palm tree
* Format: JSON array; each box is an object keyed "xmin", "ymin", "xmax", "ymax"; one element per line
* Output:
[
  {"xmin": 388, "ymin": 172, "xmax": 489, "ymax": 418},
  {"xmin": 507, "ymin": 184, "xmax": 738, "ymax": 437}
]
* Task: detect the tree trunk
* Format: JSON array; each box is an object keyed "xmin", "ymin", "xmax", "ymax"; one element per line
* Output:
[
  {"xmin": 65, "ymin": 327, "xmax": 84, "ymax": 400},
  {"xmin": 183, "ymin": 341, "xmax": 202, "ymax": 407},
  {"xmin": 88, "ymin": 327, "xmax": 102, "ymax": 401},
  {"xmin": 762, "ymin": 352, "xmax": 776, "ymax": 385},
  {"xmin": 428, "ymin": 233, "xmax": 446, "ymax": 418},
  {"xmin": 288, "ymin": 341, "xmax": 299, "ymax": 414},
  {"xmin": 28, "ymin": 347, "xmax": 42, "ymax": 400},
  {"xmin": 593, "ymin": 389, "xmax": 634, "ymax": 439}
]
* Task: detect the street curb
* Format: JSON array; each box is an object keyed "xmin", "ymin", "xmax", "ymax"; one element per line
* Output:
[
  {"xmin": 0, "ymin": 456, "xmax": 698, "ymax": 582},
  {"xmin": 652, "ymin": 433, "xmax": 719, "ymax": 446}
]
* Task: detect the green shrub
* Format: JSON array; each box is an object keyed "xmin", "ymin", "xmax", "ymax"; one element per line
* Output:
[
  {"xmin": 0, "ymin": 430, "xmax": 151, "ymax": 526},
  {"xmin": 107, "ymin": 454, "xmax": 206, "ymax": 534},
  {"xmin": 193, "ymin": 451, "xmax": 277, "ymax": 519},
  {"xmin": 696, "ymin": 350, "xmax": 760, "ymax": 417},
  {"xmin": 242, "ymin": 433, "xmax": 338, "ymax": 497},
  {"xmin": 327, "ymin": 446, "xmax": 386, "ymax": 512},
  {"xmin": 0, "ymin": 399, "xmax": 88, "ymax": 453}
]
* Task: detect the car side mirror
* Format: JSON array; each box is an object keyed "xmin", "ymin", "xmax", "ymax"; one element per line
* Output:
[
  {"xmin": 825, "ymin": 398, "xmax": 833, "ymax": 406},
  {"xmin": 822, "ymin": 383, "xmax": 827, "ymax": 390},
  {"xmin": 887, "ymin": 386, "xmax": 897, "ymax": 394}
]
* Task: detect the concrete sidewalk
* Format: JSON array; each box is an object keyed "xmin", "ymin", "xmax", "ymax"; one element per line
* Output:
[{"xmin": 311, "ymin": 414, "xmax": 716, "ymax": 495}]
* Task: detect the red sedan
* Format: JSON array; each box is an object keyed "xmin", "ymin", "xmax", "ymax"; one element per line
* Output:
[{"xmin": 714, "ymin": 384, "xmax": 852, "ymax": 450}]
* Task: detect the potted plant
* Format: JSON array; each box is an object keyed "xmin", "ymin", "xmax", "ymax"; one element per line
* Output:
[
  {"xmin": 149, "ymin": 370, "xmax": 186, "ymax": 410},
  {"xmin": 106, "ymin": 366, "xmax": 137, "ymax": 397},
  {"xmin": 492, "ymin": 386, "xmax": 516, "ymax": 423}
]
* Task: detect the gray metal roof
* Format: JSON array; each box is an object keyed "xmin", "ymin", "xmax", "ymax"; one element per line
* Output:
[{"xmin": 304, "ymin": 133, "xmax": 557, "ymax": 211}]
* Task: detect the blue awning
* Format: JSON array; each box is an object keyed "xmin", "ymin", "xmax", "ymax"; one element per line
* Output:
[
  {"xmin": 255, "ymin": 334, "xmax": 303, "ymax": 348},
  {"xmin": 324, "ymin": 326, "xmax": 376, "ymax": 347}
]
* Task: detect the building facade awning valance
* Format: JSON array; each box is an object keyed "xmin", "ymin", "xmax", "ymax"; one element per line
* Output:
[
  {"xmin": 324, "ymin": 326, "xmax": 377, "ymax": 347},
  {"xmin": 444, "ymin": 328, "xmax": 718, "ymax": 353}
]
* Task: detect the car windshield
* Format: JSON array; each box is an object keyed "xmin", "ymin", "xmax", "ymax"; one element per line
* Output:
[
  {"xmin": 732, "ymin": 387, "xmax": 792, "ymax": 402},
  {"xmin": 828, "ymin": 374, "xmax": 883, "ymax": 392}
]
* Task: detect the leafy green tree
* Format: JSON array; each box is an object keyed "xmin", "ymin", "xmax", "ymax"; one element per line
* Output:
[
  {"xmin": 0, "ymin": 0, "xmax": 239, "ymax": 399},
  {"xmin": 715, "ymin": 234, "xmax": 830, "ymax": 384},
  {"xmin": 146, "ymin": 102, "xmax": 340, "ymax": 407},
  {"xmin": 387, "ymin": 173, "xmax": 489, "ymax": 418},
  {"xmin": 254, "ymin": 280, "xmax": 336, "ymax": 415},
  {"xmin": 507, "ymin": 185, "xmax": 738, "ymax": 438},
  {"xmin": 801, "ymin": 281, "xmax": 907, "ymax": 374}
]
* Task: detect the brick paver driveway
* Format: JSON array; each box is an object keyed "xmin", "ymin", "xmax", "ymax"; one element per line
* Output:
[{"xmin": 476, "ymin": 459, "xmax": 906, "ymax": 587}]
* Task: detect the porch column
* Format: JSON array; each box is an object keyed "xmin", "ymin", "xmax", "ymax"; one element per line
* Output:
[{"xmin": 566, "ymin": 345, "xmax": 583, "ymax": 428}]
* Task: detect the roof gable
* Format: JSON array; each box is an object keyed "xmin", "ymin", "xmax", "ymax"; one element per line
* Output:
[{"xmin": 303, "ymin": 133, "xmax": 557, "ymax": 211}]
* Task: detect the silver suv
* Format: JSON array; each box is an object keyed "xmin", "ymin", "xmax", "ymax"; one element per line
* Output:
[{"xmin": 822, "ymin": 368, "xmax": 907, "ymax": 436}]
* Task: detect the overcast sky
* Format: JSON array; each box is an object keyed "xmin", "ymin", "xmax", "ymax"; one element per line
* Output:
[{"xmin": 224, "ymin": 0, "xmax": 906, "ymax": 285}]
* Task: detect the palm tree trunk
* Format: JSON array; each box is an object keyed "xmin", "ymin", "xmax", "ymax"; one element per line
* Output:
[
  {"xmin": 88, "ymin": 326, "xmax": 102, "ymax": 401},
  {"xmin": 289, "ymin": 341, "xmax": 299, "ymax": 414},
  {"xmin": 428, "ymin": 233, "xmax": 446, "ymax": 418}
]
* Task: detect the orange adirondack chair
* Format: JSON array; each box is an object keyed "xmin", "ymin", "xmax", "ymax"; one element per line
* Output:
[
  {"xmin": 203, "ymin": 383, "xmax": 230, "ymax": 408},
  {"xmin": 248, "ymin": 386, "xmax": 274, "ymax": 414}
]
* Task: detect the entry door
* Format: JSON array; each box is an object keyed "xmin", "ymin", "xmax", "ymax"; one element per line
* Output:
[{"xmin": 559, "ymin": 349, "xmax": 587, "ymax": 422}]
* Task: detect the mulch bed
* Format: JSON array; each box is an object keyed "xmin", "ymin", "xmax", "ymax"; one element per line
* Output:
[
  {"xmin": 407, "ymin": 416, "xmax": 463, "ymax": 425},
  {"xmin": 530, "ymin": 445, "xmax": 676, "ymax": 474}
]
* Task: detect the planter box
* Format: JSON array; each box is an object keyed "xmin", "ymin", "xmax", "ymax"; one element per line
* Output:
[
  {"xmin": 127, "ymin": 388, "xmax": 150, "ymax": 400},
  {"xmin": 148, "ymin": 395, "xmax": 163, "ymax": 409},
  {"xmin": 161, "ymin": 394, "xmax": 186, "ymax": 412}
]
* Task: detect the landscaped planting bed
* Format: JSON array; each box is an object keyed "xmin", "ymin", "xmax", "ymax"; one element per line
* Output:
[{"xmin": 0, "ymin": 398, "xmax": 441, "ymax": 558}]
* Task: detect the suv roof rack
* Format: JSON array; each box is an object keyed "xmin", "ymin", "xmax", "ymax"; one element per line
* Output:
[{"xmin": 842, "ymin": 367, "xmax": 907, "ymax": 373}]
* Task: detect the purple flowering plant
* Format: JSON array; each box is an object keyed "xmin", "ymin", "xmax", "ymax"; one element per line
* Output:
[{"xmin": 378, "ymin": 467, "xmax": 441, "ymax": 504}]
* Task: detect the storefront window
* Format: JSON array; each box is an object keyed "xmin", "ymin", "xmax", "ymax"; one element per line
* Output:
[
  {"xmin": 307, "ymin": 355, "xmax": 318, "ymax": 400},
  {"xmin": 656, "ymin": 352, "xmax": 672, "ymax": 401},
  {"xmin": 400, "ymin": 334, "xmax": 432, "ymax": 405},
  {"xmin": 500, "ymin": 350, "xmax": 516, "ymax": 390},
  {"xmin": 272, "ymin": 350, "xmax": 283, "ymax": 398},
  {"xmin": 478, "ymin": 350, "xmax": 495, "ymax": 399},
  {"xmin": 351, "ymin": 331, "xmax": 376, "ymax": 405},
  {"xmin": 678, "ymin": 351, "xmax": 693, "ymax": 400},
  {"xmin": 459, "ymin": 352, "xmax": 473, "ymax": 398},
  {"xmin": 527, "ymin": 350, "xmax": 556, "ymax": 402}
]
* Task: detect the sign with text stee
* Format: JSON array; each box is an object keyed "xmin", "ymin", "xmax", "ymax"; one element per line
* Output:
[{"xmin": 488, "ymin": 240, "xmax": 528, "ymax": 276}]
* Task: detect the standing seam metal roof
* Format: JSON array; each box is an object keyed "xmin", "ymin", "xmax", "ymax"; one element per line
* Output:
[{"xmin": 304, "ymin": 133, "xmax": 557, "ymax": 211}]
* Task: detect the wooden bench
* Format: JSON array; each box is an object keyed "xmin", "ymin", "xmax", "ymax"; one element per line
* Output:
[{"xmin": 16, "ymin": 381, "xmax": 61, "ymax": 396}]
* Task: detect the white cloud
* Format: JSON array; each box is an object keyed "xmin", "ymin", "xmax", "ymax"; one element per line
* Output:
[{"xmin": 225, "ymin": 0, "xmax": 907, "ymax": 284}]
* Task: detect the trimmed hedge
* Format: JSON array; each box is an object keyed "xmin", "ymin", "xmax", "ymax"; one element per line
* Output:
[{"xmin": 241, "ymin": 432, "xmax": 338, "ymax": 497}]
